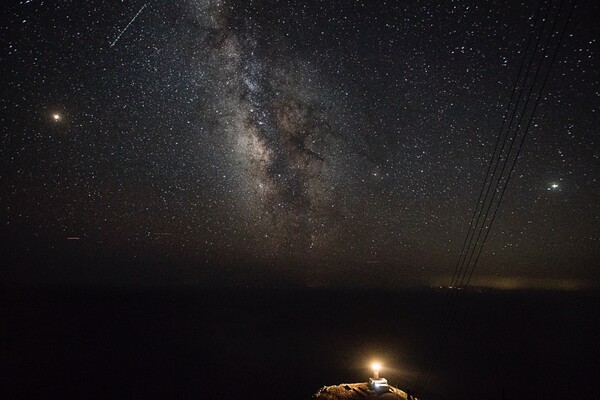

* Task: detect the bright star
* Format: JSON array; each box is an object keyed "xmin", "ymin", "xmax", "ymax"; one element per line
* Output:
[{"xmin": 52, "ymin": 113, "xmax": 61, "ymax": 122}]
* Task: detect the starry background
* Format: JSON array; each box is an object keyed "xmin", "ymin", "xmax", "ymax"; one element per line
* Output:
[{"xmin": 1, "ymin": 0, "xmax": 599, "ymax": 288}]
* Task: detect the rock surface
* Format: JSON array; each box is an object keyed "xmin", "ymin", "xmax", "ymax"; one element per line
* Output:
[{"xmin": 312, "ymin": 383, "xmax": 418, "ymax": 400}]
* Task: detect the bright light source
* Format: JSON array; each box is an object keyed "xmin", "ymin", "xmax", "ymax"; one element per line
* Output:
[
  {"xmin": 371, "ymin": 362, "xmax": 381, "ymax": 378},
  {"xmin": 52, "ymin": 113, "xmax": 61, "ymax": 121}
]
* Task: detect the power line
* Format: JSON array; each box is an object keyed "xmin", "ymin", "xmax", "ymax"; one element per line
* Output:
[
  {"xmin": 463, "ymin": 0, "xmax": 576, "ymax": 290},
  {"xmin": 413, "ymin": 0, "xmax": 550, "ymax": 388},
  {"xmin": 450, "ymin": 0, "xmax": 552, "ymax": 295},
  {"xmin": 411, "ymin": 0, "xmax": 576, "ymax": 393}
]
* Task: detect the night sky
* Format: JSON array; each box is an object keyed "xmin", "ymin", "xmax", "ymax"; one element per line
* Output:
[{"xmin": 1, "ymin": 0, "xmax": 599, "ymax": 289}]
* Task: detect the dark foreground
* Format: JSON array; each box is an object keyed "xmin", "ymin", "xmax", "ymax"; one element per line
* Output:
[{"xmin": 1, "ymin": 286, "xmax": 599, "ymax": 399}]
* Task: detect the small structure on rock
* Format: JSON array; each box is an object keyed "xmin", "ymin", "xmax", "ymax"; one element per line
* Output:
[{"xmin": 312, "ymin": 362, "xmax": 418, "ymax": 400}]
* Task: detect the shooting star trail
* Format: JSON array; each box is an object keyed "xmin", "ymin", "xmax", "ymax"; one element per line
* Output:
[{"xmin": 110, "ymin": 3, "xmax": 148, "ymax": 48}]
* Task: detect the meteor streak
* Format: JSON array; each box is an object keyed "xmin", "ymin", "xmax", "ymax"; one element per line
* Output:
[{"xmin": 110, "ymin": 3, "xmax": 148, "ymax": 48}]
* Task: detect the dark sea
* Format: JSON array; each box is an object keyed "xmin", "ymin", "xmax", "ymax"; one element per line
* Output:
[{"xmin": 2, "ymin": 286, "xmax": 598, "ymax": 399}]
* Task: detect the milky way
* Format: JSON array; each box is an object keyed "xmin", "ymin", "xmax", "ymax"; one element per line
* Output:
[{"xmin": 184, "ymin": 0, "xmax": 362, "ymax": 260}]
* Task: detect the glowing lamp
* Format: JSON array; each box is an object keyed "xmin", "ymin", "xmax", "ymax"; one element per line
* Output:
[
  {"xmin": 368, "ymin": 362, "xmax": 388, "ymax": 391},
  {"xmin": 371, "ymin": 362, "xmax": 381, "ymax": 379}
]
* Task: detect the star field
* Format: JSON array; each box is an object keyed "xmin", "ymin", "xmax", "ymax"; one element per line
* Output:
[{"xmin": 1, "ymin": 0, "xmax": 598, "ymax": 288}]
